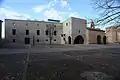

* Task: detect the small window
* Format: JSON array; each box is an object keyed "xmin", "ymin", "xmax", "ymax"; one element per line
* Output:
[
  {"xmin": 61, "ymin": 34, "xmax": 63, "ymax": 37},
  {"xmin": 37, "ymin": 39, "xmax": 39, "ymax": 42},
  {"xmin": 37, "ymin": 24, "xmax": 39, "ymax": 26},
  {"xmin": 46, "ymin": 39, "xmax": 48, "ymax": 41},
  {"xmin": 12, "ymin": 29, "xmax": 16, "ymax": 35},
  {"xmin": 66, "ymin": 23, "xmax": 68, "ymax": 26},
  {"xmin": 26, "ymin": 23, "xmax": 28, "ymax": 26},
  {"xmin": 54, "ymin": 25, "xmax": 56, "ymax": 27},
  {"xmin": 12, "ymin": 39, "xmax": 15, "ymax": 42},
  {"xmin": 64, "ymin": 34, "xmax": 66, "ymax": 36},
  {"xmin": 79, "ymin": 30, "xmax": 80, "ymax": 33},
  {"xmin": 54, "ymin": 39, "xmax": 56, "ymax": 41},
  {"xmin": 37, "ymin": 30, "xmax": 40, "ymax": 35},
  {"xmin": 26, "ymin": 30, "xmax": 29, "ymax": 35},
  {"xmin": 54, "ymin": 31, "xmax": 57, "ymax": 36},
  {"xmin": 12, "ymin": 22, "xmax": 15, "ymax": 26},
  {"xmin": 46, "ymin": 30, "xmax": 49, "ymax": 35}
]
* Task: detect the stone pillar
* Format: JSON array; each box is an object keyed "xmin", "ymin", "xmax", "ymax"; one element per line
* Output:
[{"xmin": 0, "ymin": 20, "xmax": 3, "ymax": 39}]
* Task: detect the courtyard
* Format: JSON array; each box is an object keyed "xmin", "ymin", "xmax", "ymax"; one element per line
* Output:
[{"xmin": 0, "ymin": 44, "xmax": 120, "ymax": 80}]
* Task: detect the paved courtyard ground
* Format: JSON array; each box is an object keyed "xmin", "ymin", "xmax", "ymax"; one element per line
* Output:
[{"xmin": 0, "ymin": 44, "xmax": 120, "ymax": 80}]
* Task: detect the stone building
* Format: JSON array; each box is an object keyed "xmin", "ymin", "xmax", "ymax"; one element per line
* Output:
[
  {"xmin": 62, "ymin": 17, "xmax": 87, "ymax": 44},
  {"xmin": 4, "ymin": 17, "xmax": 87, "ymax": 46},
  {"xmin": 106, "ymin": 26, "xmax": 120, "ymax": 44},
  {"xmin": 86, "ymin": 28, "xmax": 105, "ymax": 44},
  {"xmin": 5, "ymin": 19, "xmax": 63, "ymax": 46},
  {"xmin": 4, "ymin": 17, "xmax": 118, "ymax": 47}
]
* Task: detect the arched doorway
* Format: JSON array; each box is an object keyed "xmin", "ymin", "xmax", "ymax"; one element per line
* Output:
[
  {"xmin": 103, "ymin": 36, "xmax": 107, "ymax": 44},
  {"xmin": 97, "ymin": 35, "xmax": 101, "ymax": 44},
  {"xmin": 68, "ymin": 36, "xmax": 71, "ymax": 44},
  {"xmin": 74, "ymin": 35, "xmax": 84, "ymax": 44}
]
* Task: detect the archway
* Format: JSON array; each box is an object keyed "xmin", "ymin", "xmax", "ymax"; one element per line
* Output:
[
  {"xmin": 97, "ymin": 35, "xmax": 101, "ymax": 44},
  {"xmin": 68, "ymin": 36, "xmax": 71, "ymax": 44},
  {"xmin": 74, "ymin": 35, "xmax": 84, "ymax": 44},
  {"xmin": 103, "ymin": 36, "xmax": 107, "ymax": 44}
]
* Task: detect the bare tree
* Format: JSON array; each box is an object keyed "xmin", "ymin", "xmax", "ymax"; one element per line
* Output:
[
  {"xmin": 92, "ymin": 0, "xmax": 120, "ymax": 26},
  {"xmin": 46, "ymin": 24, "xmax": 56, "ymax": 44}
]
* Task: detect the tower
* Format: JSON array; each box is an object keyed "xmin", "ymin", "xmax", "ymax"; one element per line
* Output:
[{"xmin": 90, "ymin": 20, "xmax": 95, "ymax": 29}]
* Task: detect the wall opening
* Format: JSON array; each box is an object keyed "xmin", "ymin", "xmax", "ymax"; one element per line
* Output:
[
  {"xmin": 103, "ymin": 36, "xmax": 107, "ymax": 44},
  {"xmin": 74, "ymin": 35, "xmax": 84, "ymax": 44},
  {"xmin": 97, "ymin": 35, "xmax": 101, "ymax": 44},
  {"xmin": 68, "ymin": 36, "xmax": 71, "ymax": 44},
  {"xmin": 25, "ymin": 37, "xmax": 30, "ymax": 44}
]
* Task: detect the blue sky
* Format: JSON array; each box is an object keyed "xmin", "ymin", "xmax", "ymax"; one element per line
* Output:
[
  {"xmin": 0, "ymin": 0, "xmax": 98, "ymax": 21},
  {"xmin": 0, "ymin": 0, "xmax": 104, "ymax": 38}
]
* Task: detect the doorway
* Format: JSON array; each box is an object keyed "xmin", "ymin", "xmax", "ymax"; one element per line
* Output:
[
  {"xmin": 74, "ymin": 35, "xmax": 84, "ymax": 44},
  {"xmin": 103, "ymin": 36, "xmax": 107, "ymax": 44},
  {"xmin": 68, "ymin": 36, "xmax": 71, "ymax": 44},
  {"xmin": 97, "ymin": 35, "xmax": 101, "ymax": 44},
  {"xmin": 25, "ymin": 37, "xmax": 30, "ymax": 44}
]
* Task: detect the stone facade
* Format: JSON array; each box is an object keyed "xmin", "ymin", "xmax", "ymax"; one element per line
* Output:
[
  {"xmin": 106, "ymin": 26, "xmax": 120, "ymax": 43},
  {"xmin": 4, "ymin": 17, "xmax": 87, "ymax": 46},
  {"xmin": 62, "ymin": 17, "xmax": 87, "ymax": 44},
  {"xmin": 4, "ymin": 17, "xmax": 120, "ymax": 47},
  {"xmin": 5, "ymin": 19, "xmax": 63, "ymax": 46},
  {"xmin": 86, "ymin": 28, "xmax": 105, "ymax": 44}
]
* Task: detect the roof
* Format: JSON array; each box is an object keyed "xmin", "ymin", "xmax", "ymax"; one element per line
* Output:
[
  {"xmin": 5, "ymin": 19, "xmax": 62, "ymax": 24},
  {"xmin": 106, "ymin": 25, "xmax": 120, "ymax": 29},
  {"xmin": 87, "ymin": 27, "xmax": 105, "ymax": 32}
]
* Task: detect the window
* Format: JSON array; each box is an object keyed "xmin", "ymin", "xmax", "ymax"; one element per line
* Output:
[
  {"xmin": 61, "ymin": 34, "xmax": 63, "ymax": 37},
  {"xmin": 54, "ymin": 31, "xmax": 57, "ymax": 36},
  {"xmin": 24, "ymin": 37, "xmax": 30, "ymax": 44},
  {"xmin": 37, "ymin": 30, "xmax": 40, "ymax": 35},
  {"xmin": 26, "ymin": 23, "xmax": 28, "ymax": 26},
  {"xmin": 12, "ymin": 29, "xmax": 16, "ymax": 35},
  {"xmin": 12, "ymin": 22, "xmax": 15, "ymax": 26},
  {"xmin": 66, "ymin": 23, "xmax": 68, "ymax": 26},
  {"xmin": 46, "ymin": 30, "xmax": 49, "ymax": 35},
  {"xmin": 37, "ymin": 24, "xmax": 39, "ymax": 26},
  {"xmin": 79, "ymin": 30, "xmax": 80, "ymax": 33},
  {"xmin": 26, "ymin": 30, "xmax": 29, "ymax": 35},
  {"xmin": 46, "ymin": 39, "xmax": 48, "ymax": 41},
  {"xmin": 54, "ymin": 39, "xmax": 56, "ymax": 41},
  {"xmin": 12, "ymin": 39, "xmax": 15, "ymax": 42},
  {"xmin": 64, "ymin": 34, "xmax": 66, "ymax": 36},
  {"xmin": 54, "ymin": 25, "xmax": 56, "ymax": 27},
  {"xmin": 37, "ymin": 39, "xmax": 39, "ymax": 42}
]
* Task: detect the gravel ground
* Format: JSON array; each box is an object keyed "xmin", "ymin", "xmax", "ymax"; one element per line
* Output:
[{"xmin": 0, "ymin": 45, "xmax": 120, "ymax": 80}]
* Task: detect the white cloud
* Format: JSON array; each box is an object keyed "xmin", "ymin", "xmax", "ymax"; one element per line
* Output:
[
  {"xmin": 69, "ymin": 12, "xmax": 80, "ymax": 18},
  {"xmin": 44, "ymin": 8, "xmax": 65, "ymax": 20},
  {"xmin": 32, "ymin": 0, "xmax": 80, "ymax": 20},
  {"xmin": 0, "ymin": 7, "xmax": 32, "ymax": 38},
  {"xmin": 60, "ymin": 0, "xmax": 69, "ymax": 8},
  {"xmin": 32, "ymin": 5, "xmax": 48, "ymax": 12},
  {"xmin": 0, "ymin": 8, "xmax": 31, "ymax": 20},
  {"xmin": 32, "ymin": 0, "xmax": 58, "ymax": 12},
  {"xmin": 48, "ymin": 0, "xmax": 57, "ymax": 8}
]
